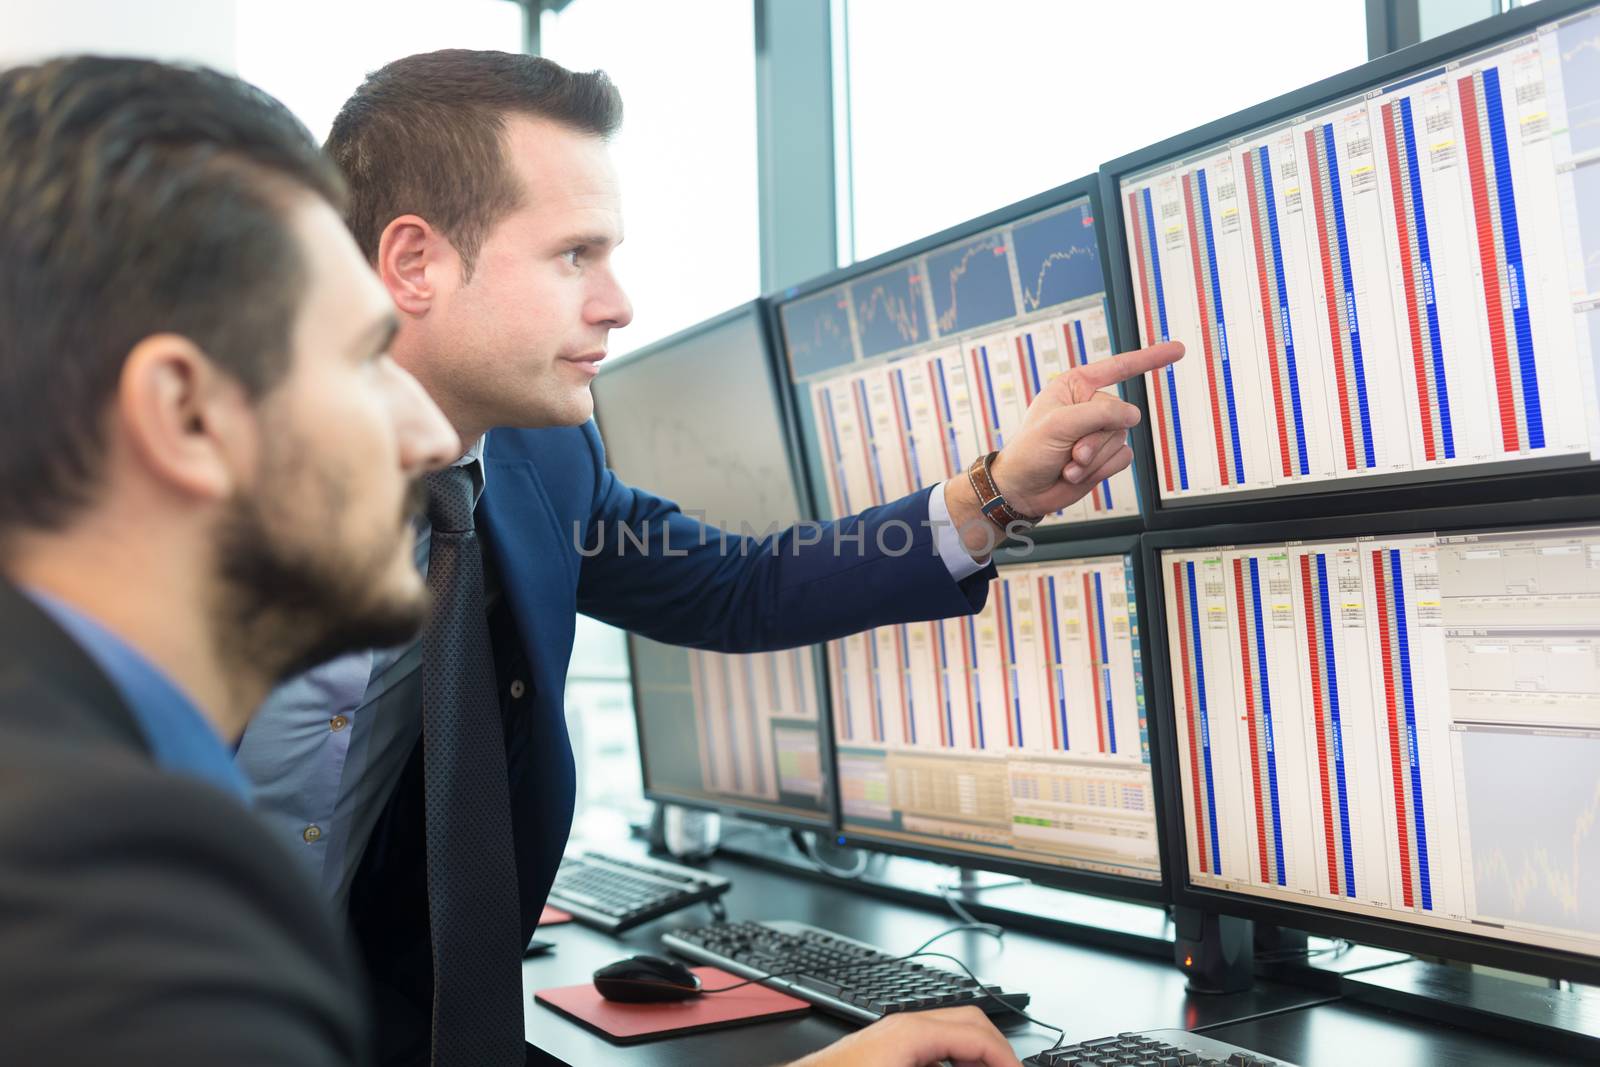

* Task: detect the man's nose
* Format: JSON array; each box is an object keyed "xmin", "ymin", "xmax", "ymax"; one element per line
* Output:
[{"xmin": 390, "ymin": 360, "xmax": 461, "ymax": 474}]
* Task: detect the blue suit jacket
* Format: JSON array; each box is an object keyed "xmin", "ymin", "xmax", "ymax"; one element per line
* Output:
[{"xmin": 349, "ymin": 421, "xmax": 995, "ymax": 1062}]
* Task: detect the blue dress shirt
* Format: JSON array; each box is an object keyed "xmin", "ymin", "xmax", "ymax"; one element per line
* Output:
[{"xmin": 25, "ymin": 587, "xmax": 250, "ymax": 802}]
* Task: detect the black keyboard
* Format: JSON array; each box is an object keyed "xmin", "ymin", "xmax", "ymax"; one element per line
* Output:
[
  {"xmin": 546, "ymin": 851, "xmax": 730, "ymax": 934},
  {"xmin": 661, "ymin": 919, "xmax": 1030, "ymax": 1024},
  {"xmin": 1025, "ymin": 1028, "xmax": 1299, "ymax": 1067}
]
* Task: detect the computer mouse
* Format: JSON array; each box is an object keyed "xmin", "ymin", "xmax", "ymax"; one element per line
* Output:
[{"xmin": 592, "ymin": 954, "xmax": 704, "ymax": 1003}]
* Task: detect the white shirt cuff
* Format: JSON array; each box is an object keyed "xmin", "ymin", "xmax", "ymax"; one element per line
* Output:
[{"xmin": 928, "ymin": 481, "xmax": 987, "ymax": 582}]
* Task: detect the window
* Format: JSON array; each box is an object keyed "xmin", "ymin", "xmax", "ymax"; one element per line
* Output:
[
  {"xmin": 565, "ymin": 616, "xmax": 648, "ymax": 836},
  {"xmin": 1419, "ymin": 0, "xmax": 1541, "ymax": 42},
  {"xmin": 540, "ymin": 0, "xmax": 760, "ymax": 357},
  {"xmin": 235, "ymin": 1, "xmax": 523, "ymax": 143},
  {"xmin": 837, "ymin": 0, "xmax": 1370, "ymax": 262},
  {"xmin": 539, "ymin": 0, "xmax": 762, "ymax": 826}
]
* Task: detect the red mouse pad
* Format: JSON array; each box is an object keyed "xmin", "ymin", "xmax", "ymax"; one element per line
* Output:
[
  {"xmin": 535, "ymin": 966, "xmax": 810, "ymax": 1044},
  {"xmin": 538, "ymin": 905, "xmax": 573, "ymax": 926}
]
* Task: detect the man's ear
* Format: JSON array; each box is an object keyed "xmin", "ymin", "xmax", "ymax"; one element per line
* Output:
[
  {"xmin": 115, "ymin": 333, "xmax": 256, "ymax": 503},
  {"xmin": 377, "ymin": 214, "xmax": 453, "ymax": 317}
]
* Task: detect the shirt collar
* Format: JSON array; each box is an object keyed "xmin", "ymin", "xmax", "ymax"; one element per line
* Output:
[
  {"xmin": 22, "ymin": 587, "xmax": 251, "ymax": 803},
  {"xmin": 456, "ymin": 434, "xmax": 488, "ymax": 511}
]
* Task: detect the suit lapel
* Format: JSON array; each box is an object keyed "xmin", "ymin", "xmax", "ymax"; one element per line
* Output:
[{"xmin": 479, "ymin": 458, "xmax": 578, "ymax": 704}]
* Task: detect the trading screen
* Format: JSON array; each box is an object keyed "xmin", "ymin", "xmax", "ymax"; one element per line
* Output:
[
  {"xmin": 1161, "ymin": 521, "xmax": 1600, "ymax": 962},
  {"xmin": 1121, "ymin": 7, "xmax": 1600, "ymax": 505},
  {"xmin": 627, "ymin": 637, "xmax": 828, "ymax": 816},
  {"xmin": 592, "ymin": 309, "xmax": 831, "ymax": 822},
  {"xmin": 833, "ymin": 553, "xmax": 1161, "ymax": 883},
  {"xmin": 780, "ymin": 195, "xmax": 1141, "ymax": 529}
]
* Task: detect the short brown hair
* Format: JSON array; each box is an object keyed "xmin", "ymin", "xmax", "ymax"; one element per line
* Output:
[
  {"xmin": 326, "ymin": 50, "xmax": 622, "ymax": 279},
  {"xmin": 0, "ymin": 57, "xmax": 345, "ymax": 542}
]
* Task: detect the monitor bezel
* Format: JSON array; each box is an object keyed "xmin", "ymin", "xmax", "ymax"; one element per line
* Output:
[
  {"xmin": 825, "ymin": 532, "xmax": 1175, "ymax": 905},
  {"xmin": 1098, "ymin": 0, "xmax": 1600, "ymax": 531},
  {"xmin": 764, "ymin": 173, "xmax": 1152, "ymax": 544},
  {"xmin": 1141, "ymin": 493, "xmax": 1600, "ymax": 984},
  {"xmin": 595, "ymin": 300, "xmax": 839, "ymax": 832}
]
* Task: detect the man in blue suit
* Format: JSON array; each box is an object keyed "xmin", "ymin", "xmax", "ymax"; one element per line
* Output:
[{"xmin": 237, "ymin": 49, "xmax": 1180, "ymax": 1067}]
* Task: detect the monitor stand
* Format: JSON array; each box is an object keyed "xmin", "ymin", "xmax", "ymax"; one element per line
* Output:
[
  {"xmin": 953, "ymin": 866, "xmax": 1018, "ymax": 894},
  {"xmin": 1173, "ymin": 906, "xmax": 1253, "ymax": 994},
  {"xmin": 647, "ymin": 802, "xmax": 721, "ymax": 860},
  {"xmin": 1343, "ymin": 960, "xmax": 1600, "ymax": 1060},
  {"xmin": 712, "ymin": 823, "xmax": 1173, "ymax": 956}
]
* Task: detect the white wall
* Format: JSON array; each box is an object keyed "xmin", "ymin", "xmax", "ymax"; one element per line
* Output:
[{"xmin": 1, "ymin": 0, "xmax": 238, "ymax": 70}]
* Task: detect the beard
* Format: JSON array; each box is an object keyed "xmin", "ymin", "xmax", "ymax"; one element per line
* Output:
[{"xmin": 213, "ymin": 470, "xmax": 431, "ymax": 686}]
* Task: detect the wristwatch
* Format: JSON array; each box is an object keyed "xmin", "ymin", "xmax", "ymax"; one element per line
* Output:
[{"xmin": 966, "ymin": 451, "xmax": 1041, "ymax": 534}]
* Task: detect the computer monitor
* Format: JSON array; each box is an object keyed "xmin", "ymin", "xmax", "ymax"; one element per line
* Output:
[
  {"xmin": 829, "ymin": 536, "xmax": 1168, "ymax": 901},
  {"xmin": 1144, "ymin": 498, "xmax": 1600, "ymax": 983},
  {"xmin": 591, "ymin": 302, "xmax": 833, "ymax": 829},
  {"xmin": 774, "ymin": 175, "xmax": 1144, "ymax": 535},
  {"xmin": 1102, "ymin": 0, "xmax": 1600, "ymax": 520}
]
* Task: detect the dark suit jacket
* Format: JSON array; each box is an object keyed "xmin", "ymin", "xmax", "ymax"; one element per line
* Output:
[
  {"xmin": 348, "ymin": 422, "xmax": 996, "ymax": 1065},
  {"xmin": 0, "ymin": 580, "xmax": 369, "ymax": 1066}
]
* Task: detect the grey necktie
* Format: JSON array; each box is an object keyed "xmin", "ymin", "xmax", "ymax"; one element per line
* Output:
[{"xmin": 421, "ymin": 466, "xmax": 524, "ymax": 1066}]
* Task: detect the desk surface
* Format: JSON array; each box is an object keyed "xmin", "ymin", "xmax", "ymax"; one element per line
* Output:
[
  {"xmin": 1204, "ymin": 1000, "xmax": 1577, "ymax": 1067},
  {"xmin": 520, "ymin": 849, "xmax": 1584, "ymax": 1064},
  {"xmin": 521, "ymin": 849, "xmax": 1328, "ymax": 1065}
]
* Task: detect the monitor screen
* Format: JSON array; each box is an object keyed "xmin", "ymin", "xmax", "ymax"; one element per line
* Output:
[
  {"xmin": 778, "ymin": 188, "xmax": 1141, "ymax": 529},
  {"xmin": 832, "ymin": 547, "xmax": 1163, "ymax": 887},
  {"xmin": 1159, "ymin": 520, "xmax": 1600, "ymax": 966},
  {"xmin": 593, "ymin": 308, "xmax": 803, "ymax": 533},
  {"xmin": 1118, "ymin": 3, "xmax": 1600, "ymax": 507},
  {"xmin": 592, "ymin": 304, "xmax": 833, "ymax": 826}
]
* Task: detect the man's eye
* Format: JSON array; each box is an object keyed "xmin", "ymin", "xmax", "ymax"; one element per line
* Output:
[{"xmin": 562, "ymin": 248, "xmax": 583, "ymax": 267}]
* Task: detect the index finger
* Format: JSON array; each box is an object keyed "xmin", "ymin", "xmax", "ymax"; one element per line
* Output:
[{"xmin": 1075, "ymin": 340, "xmax": 1185, "ymax": 392}]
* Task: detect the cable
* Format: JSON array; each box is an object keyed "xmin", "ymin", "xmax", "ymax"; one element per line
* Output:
[
  {"xmin": 935, "ymin": 873, "xmax": 1030, "ymax": 942},
  {"xmin": 1191, "ymin": 995, "xmax": 1341, "ymax": 1035},
  {"xmin": 936, "ymin": 882, "xmax": 1005, "ymax": 942},
  {"xmin": 907, "ymin": 950, "xmax": 1065, "ymax": 1044},
  {"xmin": 1256, "ymin": 937, "xmax": 1355, "ymax": 963},
  {"xmin": 907, "ymin": 923, "xmax": 1004, "ymax": 957}
]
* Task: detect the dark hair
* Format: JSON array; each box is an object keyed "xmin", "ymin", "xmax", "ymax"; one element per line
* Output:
[
  {"xmin": 325, "ymin": 49, "xmax": 621, "ymax": 278},
  {"xmin": 0, "ymin": 56, "xmax": 346, "ymax": 542}
]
